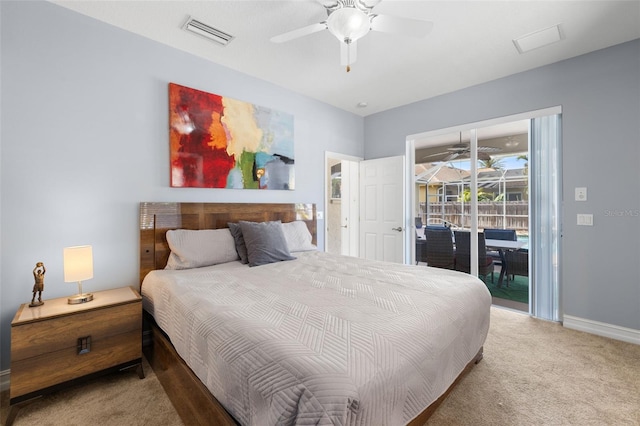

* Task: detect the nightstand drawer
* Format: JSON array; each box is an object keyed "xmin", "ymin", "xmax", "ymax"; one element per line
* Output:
[
  {"xmin": 10, "ymin": 328, "xmax": 141, "ymax": 397},
  {"xmin": 11, "ymin": 302, "xmax": 141, "ymax": 362}
]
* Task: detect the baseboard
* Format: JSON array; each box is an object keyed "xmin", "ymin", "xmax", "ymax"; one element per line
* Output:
[
  {"xmin": 563, "ymin": 315, "xmax": 640, "ymax": 345},
  {"xmin": 1, "ymin": 368, "xmax": 9, "ymax": 392}
]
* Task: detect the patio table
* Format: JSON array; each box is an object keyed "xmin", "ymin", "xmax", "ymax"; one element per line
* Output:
[{"xmin": 485, "ymin": 239, "xmax": 526, "ymax": 287}]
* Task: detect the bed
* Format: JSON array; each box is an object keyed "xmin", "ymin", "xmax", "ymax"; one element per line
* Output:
[{"xmin": 139, "ymin": 202, "xmax": 491, "ymax": 425}]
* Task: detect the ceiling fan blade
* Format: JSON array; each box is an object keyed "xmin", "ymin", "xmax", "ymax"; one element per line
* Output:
[
  {"xmin": 442, "ymin": 152, "xmax": 460, "ymax": 161},
  {"xmin": 317, "ymin": 0, "xmax": 339, "ymax": 8},
  {"xmin": 340, "ymin": 40, "xmax": 357, "ymax": 66},
  {"xmin": 477, "ymin": 146, "xmax": 502, "ymax": 153},
  {"xmin": 424, "ymin": 151, "xmax": 450, "ymax": 159},
  {"xmin": 270, "ymin": 22, "xmax": 327, "ymax": 43},
  {"xmin": 447, "ymin": 143, "xmax": 467, "ymax": 151},
  {"xmin": 370, "ymin": 14, "xmax": 433, "ymax": 38}
]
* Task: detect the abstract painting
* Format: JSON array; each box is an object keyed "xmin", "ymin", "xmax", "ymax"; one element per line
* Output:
[{"xmin": 169, "ymin": 83, "xmax": 294, "ymax": 189}]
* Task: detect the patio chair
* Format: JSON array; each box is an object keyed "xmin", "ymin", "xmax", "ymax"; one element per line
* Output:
[
  {"xmin": 416, "ymin": 235, "xmax": 427, "ymax": 265},
  {"xmin": 453, "ymin": 231, "xmax": 494, "ymax": 282},
  {"xmin": 424, "ymin": 227, "xmax": 455, "ymax": 270},
  {"xmin": 483, "ymin": 228, "xmax": 517, "ymax": 241},
  {"xmin": 504, "ymin": 249, "xmax": 529, "ymax": 286}
]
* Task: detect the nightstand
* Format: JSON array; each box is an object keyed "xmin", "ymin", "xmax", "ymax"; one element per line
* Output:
[{"xmin": 7, "ymin": 286, "xmax": 143, "ymax": 425}]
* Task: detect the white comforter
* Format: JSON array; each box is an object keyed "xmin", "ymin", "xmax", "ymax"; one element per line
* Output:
[{"xmin": 142, "ymin": 251, "xmax": 491, "ymax": 426}]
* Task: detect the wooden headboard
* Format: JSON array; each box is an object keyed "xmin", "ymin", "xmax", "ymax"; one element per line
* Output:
[{"xmin": 139, "ymin": 202, "xmax": 317, "ymax": 284}]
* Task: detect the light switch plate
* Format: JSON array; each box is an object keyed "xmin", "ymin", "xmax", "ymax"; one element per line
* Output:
[
  {"xmin": 316, "ymin": 211, "xmax": 324, "ymax": 220},
  {"xmin": 575, "ymin": 187, "xmax": 587, "ymax": 201},
  {"xmin": 577, "ymin": 214, "xmax": 593, "ymax": 226}
]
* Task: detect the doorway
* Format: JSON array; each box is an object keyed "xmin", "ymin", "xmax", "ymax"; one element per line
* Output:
[
  {"xmin": 408, "ymin": 107, "xmax": 561, "ymax": 322},
  {"xmin": 325, "ymin": 152, "xmax": 361, "ymax": 256},
  {"xmin": 415, "ymin": 124, "xmax": 529, "ymax": 311},
  {"xmin": 325, "ymin": 153, "xmax": 406, "ymax": 264}
]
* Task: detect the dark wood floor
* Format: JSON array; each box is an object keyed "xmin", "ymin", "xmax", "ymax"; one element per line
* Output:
[{"xmin": 0, "ymin": 389, "xmax": 10, "ymax": 425}]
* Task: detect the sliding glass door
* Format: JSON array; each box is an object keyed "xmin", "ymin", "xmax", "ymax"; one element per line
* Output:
[
  {"xmin": 529, "ymin": 114, "xmax": 562, "ymax": 321},
  {"xmin": 411, "ymin": 107, "xmax": 561, "ymax": 321}
]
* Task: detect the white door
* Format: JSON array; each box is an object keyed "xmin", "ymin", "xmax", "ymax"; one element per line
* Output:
[{"xmin": 359, "ymin": 156, "xmax": 405, "ymax": 263}]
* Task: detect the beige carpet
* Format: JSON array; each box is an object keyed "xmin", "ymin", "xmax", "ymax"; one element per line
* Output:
[
  {"xmin": 1, "ymin": 357, "xmax": 183, "ymax": 426},
  {"xmin": 2, "ymin": 307, "xmax": 639, "ymax": 426},
  {"xmin": 426, "ymin": 308, "xmax": 640, "ymax": 425}
]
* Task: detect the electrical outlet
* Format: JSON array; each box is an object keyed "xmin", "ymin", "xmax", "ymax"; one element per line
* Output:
[{"xmin": 575, "ymin": 187, "xmax": 587, "ymax": 201}]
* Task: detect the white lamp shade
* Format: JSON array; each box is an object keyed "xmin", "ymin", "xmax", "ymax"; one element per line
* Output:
[
  {"xmin": 327, "ymin": 8, "xmax": 371, "ymax": 42},
  {"xmin": 64, "ymin": 245, "xmax": 94, "ymax": 282}
]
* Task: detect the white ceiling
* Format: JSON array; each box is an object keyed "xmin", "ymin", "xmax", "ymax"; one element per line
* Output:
[{"xmin": 51, "ymin": 1, "xmax": 640, "ymax": 117}]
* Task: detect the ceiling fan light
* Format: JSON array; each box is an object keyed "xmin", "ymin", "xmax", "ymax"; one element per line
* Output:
[{"xmin": 327, "ymin": 7, "xmax": 371, "ymax": 42}]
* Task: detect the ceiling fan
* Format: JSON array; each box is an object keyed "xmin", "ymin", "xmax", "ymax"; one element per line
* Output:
[
  {"xmin": 424, "ymin": 133, "xmax": 502, "ymax": 162},
  {"xmin": 270, "ymin": 0, "xmax": 433, "ymax": 72}
]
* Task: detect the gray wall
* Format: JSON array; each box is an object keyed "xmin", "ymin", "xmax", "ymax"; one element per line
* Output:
[
  {"xmin": 364, "ymin": 39, "xmax": 640, "ymax": 332},
  {"xmin": 0, "ymin": 1, "xmax": 364, "ymax": 370}
]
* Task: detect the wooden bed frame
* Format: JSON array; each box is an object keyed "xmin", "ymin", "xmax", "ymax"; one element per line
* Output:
[{"xmin": 139, "ymin": 202, "xmax": 482, "ymax": 426}]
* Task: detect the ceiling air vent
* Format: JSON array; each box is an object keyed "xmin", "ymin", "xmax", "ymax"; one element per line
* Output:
[
  {"xmin": 513, "ymin": 24, "xmax": 563, "ymax": 54},
  {"xmin": 183, "ymin": 17, "xmax": 234, "ymax": 46}
]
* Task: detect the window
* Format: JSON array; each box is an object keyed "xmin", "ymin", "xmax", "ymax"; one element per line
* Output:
[{"xmin": 330, "ymin": 163, "xmax": 341, "ymax": 199}]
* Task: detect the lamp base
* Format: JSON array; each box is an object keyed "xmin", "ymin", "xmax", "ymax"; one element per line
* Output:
[{"xmin": 68, "ymin": 293, "xmax": 94, "ymax": 305}]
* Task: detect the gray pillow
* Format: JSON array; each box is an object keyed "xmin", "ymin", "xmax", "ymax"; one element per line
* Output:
[
  {"xmin": 227, "ymin": 222, "xmax": 249, "ymax": 264},
  {"xmin": 238, "ymin": 220, "xmax": 296, "ymax": 267}
]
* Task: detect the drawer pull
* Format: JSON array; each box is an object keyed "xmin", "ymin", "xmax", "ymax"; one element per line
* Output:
[{"xmin": 77, "ymin": 336, "xmax": 91, "ymax": 355}]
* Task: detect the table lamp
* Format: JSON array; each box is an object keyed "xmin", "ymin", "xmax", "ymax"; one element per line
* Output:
[{"xmin": 64, "ymin": 245, "xmax": 94, "ymax": 304}]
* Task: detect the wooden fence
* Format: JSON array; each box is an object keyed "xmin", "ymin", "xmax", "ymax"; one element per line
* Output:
[{"xmin": 420, "ymin": 201, "xmax": 529, "ymax": 232}]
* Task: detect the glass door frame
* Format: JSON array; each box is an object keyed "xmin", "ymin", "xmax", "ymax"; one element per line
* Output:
[{"xmin": 407, "ymin": 106, "xmax": 562, "ymax": 319}]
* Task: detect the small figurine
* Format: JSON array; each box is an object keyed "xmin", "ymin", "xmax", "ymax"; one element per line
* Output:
[{"xmin": 29, "ymin": 262, "xmax": 46, "ymax": 307}]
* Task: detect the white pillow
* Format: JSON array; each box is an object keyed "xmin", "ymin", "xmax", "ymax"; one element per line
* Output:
[
  {"xmin": 165, "ymin": 228, "xmax": 239, "ymax": 270},
  {"xmin": 282, "ymin": 221, "xmax": 316, "ymax": 252}
]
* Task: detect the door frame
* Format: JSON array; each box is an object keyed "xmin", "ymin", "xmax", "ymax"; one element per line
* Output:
[
  {"xmin": 324, "ymin": 151, "xmax": 362, "ymax": 254},
  {"xmin": 406, "ymin": 106, "xmax": 562, "ymax": 316},
  {"xmin": 405, "ymin": 140, "xmax": 418, "ymax": 264}
]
